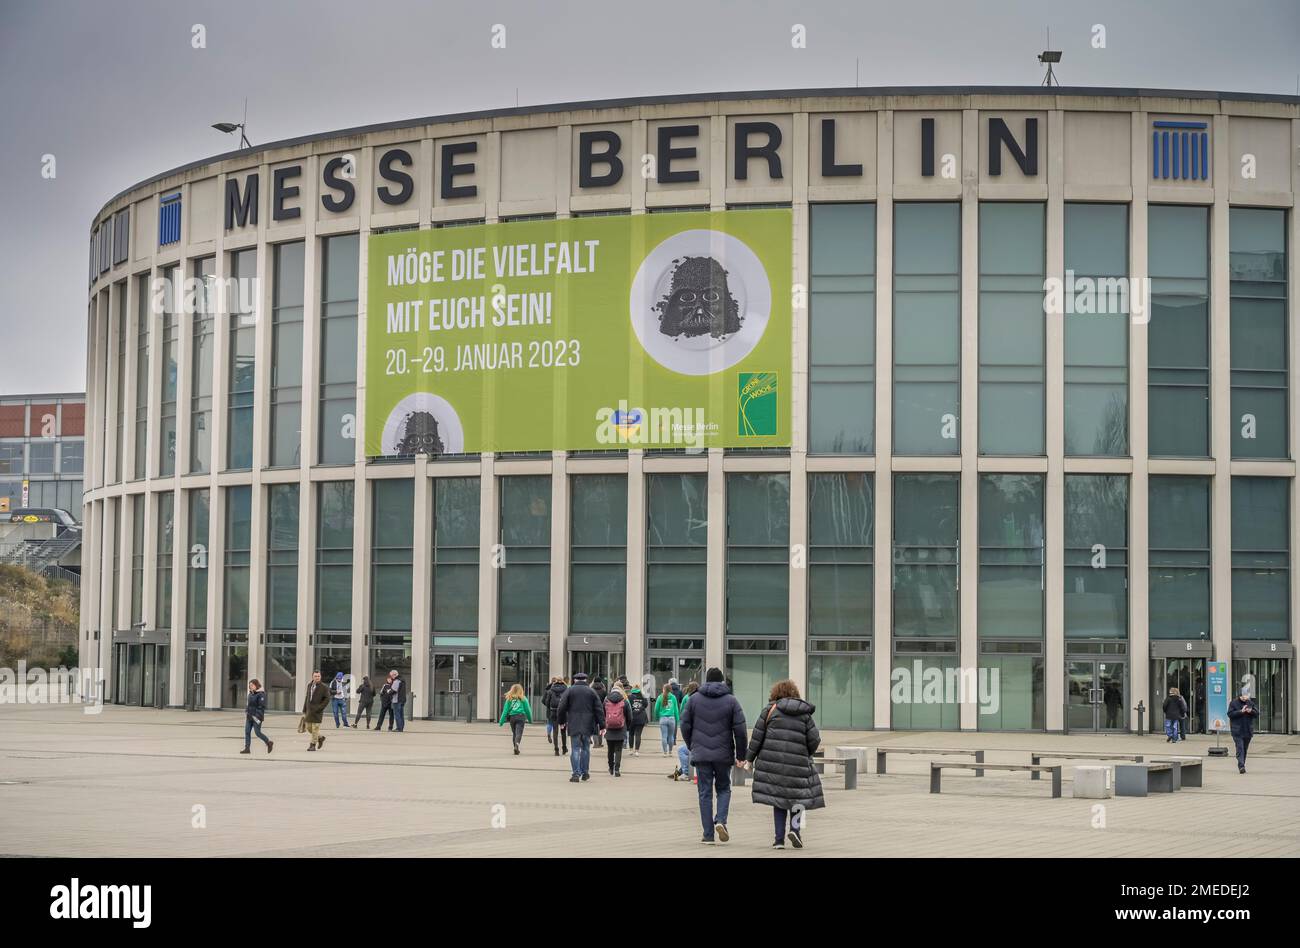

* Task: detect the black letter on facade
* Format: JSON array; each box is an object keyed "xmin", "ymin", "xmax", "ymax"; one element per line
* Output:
[
  {"xmin": 578, "ymin": 130, "xmax": 623, "ymax": 188},
  {"xmin": 734, "ymin": 121, "xmax": 783, "ymax": 181},
  {"xmin": 820, "ymin": 119, "xmax": 862, "ymax": 178},
  {"xmin": 321, "ymin": 157, "xmax": 355, "ymax": 213},
  {"xmin": 224, "ymin": 174, "xmax": 259, "ymax": 230},
  {"xmin": 272, "ymin": 165, "xmax": 302, "ymax": 221},
  {"xmin": 376, "ymin": 148, "xmax": 414, "ymax": 205},
  {"xmin": 988, "ymin": 117, "xmax": 1038, "ymax": 177},
  {"xmin": 657, "ymin": 125, "xmax": 700, "ymax": 184},
  {"xmin": 441, "ymin": 141, "xmax": 478, "ymax": 199},
  {"xmin": 921, "ymin": 118, "xmax": 935, "ymax": 177}
]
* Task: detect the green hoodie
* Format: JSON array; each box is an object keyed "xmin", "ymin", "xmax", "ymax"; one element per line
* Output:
[
  {"xmin": 498, "ymin": 696, "xmax": 533, "ymax": 725},
  {"xmin": 654, "ymin": 693, "xmax": 680, "ymax": 722}
]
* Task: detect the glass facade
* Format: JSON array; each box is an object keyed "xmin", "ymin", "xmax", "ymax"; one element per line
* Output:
[
  {"xmin": 1231, "ymin": 477, "xmax": 1289, "ymax": 640},
  {"xmin": 893, "ymin": 473, "xmax": 959, "ymax": 637},
  {"xmin": 808, "ymin": 472, "xmax": 873, "ymax": 636},
  {"xmin": 725, "ymin": 472, "xmax": 790, "ymax": 635},
  {"xmin": 1229, "ymin": 208, "xmax": 1288, "ymax": 459},
  {"xmin": 1149, "ymin": 476, "xmax": 1211, "ymax": 640},
  {"xmin": 498, "ymin": 476, "xmax": 550, "ymax": 633},
  {"xmin": 319, "ymin": 234, "xmax": 359, "ymax": 464},
  {"xmin": 371, "ymin": 479, "xmax": 414, "ymax": 632},
  {"xmin": 433, "ymin": 477, "xmax": 479, "ymax": 634},
  {"xmin": 226, "ymin": 248, "xmax": 257, "ymax": 470},
  {"xmin": 265, "ymin": 483, "xmax": 299, "ymax": 711},
  {"xmin": 189, "ymin": 257, "xmax": 216, "ymax": 474},
  {"xmin": 270, "ymin": 242, "xmax": 305, "ymax": 467},
  {"xmin": 223, "ymin": 486, "xmax": 252, "ymax": 632},
  {"xmin": 133, "ymin": 272, "xmax": 150, "ymax": 478},
  {"xmin": 977, "ymin": 474, "xmax": 1044, "ymax": 638},
  {"xmin": 646, "ymin": 473, "xmax": 707, "ymax": 637},
  {"xmin": 158, "ymin": 264, "xmax": 179, "ymax": 476},
  {"xmin": 185, "ymin": 489, "xmax": 210, "ymax": 632},
  {"xmin": 316, "ymin": 481, "xmax": 353, "ymax": 632},
  {"xmin": 1148, "ymin": 206, "xmax": 1210, "ymax": 457},
  {"xmin": 569, "ymin": 475, "xmax": 627, "ymax": 634},
  {"xmin": 1064, "ymin": 475, "xmax": 1128, "ymax": 638},
  {"xmin": 155, "ymin": 492, "xmax": 173, "ymax": 629},
  {"xmin": 1064, "ymin": 203, "xmax": 1128, "ymax": 456}
]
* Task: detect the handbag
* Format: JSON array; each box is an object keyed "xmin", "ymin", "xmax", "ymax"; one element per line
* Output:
[{"xmin": 296, "ymin": 716, "xmax": 307, "ymax": 734}]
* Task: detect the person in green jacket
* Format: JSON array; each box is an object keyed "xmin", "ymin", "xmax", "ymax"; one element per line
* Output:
[
  {"xmin": 655, "ymin": 683, "xmax": 680, "ymax": 756},
  {"xmin": 499, "ymin": 684, "xmax": 533, "ymax": 755}
]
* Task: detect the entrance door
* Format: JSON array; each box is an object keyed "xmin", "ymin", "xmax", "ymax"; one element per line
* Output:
[
  {"xmin": 1066, "ymin": 660, "xmax": 1127, "ymax": 731},
  {"xmin": 647, "ymin": 654, "xmax": 704, "ymax": 695},
  {"xmin": 114, "ymin": 643, "xmax": 129, "ymax": 704},
  {"xmin": 430, "ymin": 652, "xmax": 475, "ymax": 720},
  {"xmin": 1235, "ymin": 658, "xmax": 1289, "ymax": 734},
  {"xmin": 184, "ymin": 646, "xmax": 205, "ymax": 710},
  {"xmin": 1151, "ymin": 658, "xmax": 1206, "ymax": 735},
  {"xmin": 497, "ymin": 650, "xmax": 548, "ymax": 720}
]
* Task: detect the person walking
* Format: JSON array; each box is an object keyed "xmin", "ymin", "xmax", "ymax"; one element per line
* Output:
[
  {"xmin": 302, "ymin": 670, "xmax": 332, "ymax": 751},
  {"xmin": 592, "ymin": 676, "xmax": 608, "ymax": 747},
  {"xmin": 556, "ymin": 671, "xmax": 604, "ymax": 783},
  {"xmin": 241, "ymin": 679, "xmax": 273, "ymax": 754},
  {"xmin": 330, "ymin": 672, "xmax": 351, "ymax": 728},
  {"xmin": 1227, "ymin": 687, "xmax": 1259, "ymax": 774},
  {"xmin": 389, "ymin": 670, "xmax": 407, "ymax": 732},
  {"xmin": 544, "ymin": 677, "xmax": 569, "ymax": 756},
  {"xmin": 680, "ymin": 680, "xmax": 698, "ymax": 715},
  {"xmin": 602, "ymin": 684, "xmax": 633, "ymax": 776},
  {"xmin": 352, "ymin": 675, "xmax": 375, "ymax": 729},
  {"xmin": 498, "ymin": 683, "xmax": 533, "ymax": 755},
  {"xmin": 743, "ymin": 679, "xmax": 824, "ymax": 850},
  {"xmin": 626, "ymin": 680, "xmax": 649, "ymax": 757},
  {"xmin": 1162, "ymin": 687, "xmax": 1188, "ymax": 743},
  {"xmin": 375, "ymin": 672, "xmax": 395, "ymax": 732},
  {"xmin": 679, "ymin": 667, "xmax": 747, "ymax": 845},
  {"xmin": 655, "ymin": 683, "xmax": 680, "ymax": 756}
]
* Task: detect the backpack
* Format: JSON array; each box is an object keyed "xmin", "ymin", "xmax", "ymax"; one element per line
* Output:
[{"xmin": 604, "ymin": 697, "xmax": 626, "ymax": 730}]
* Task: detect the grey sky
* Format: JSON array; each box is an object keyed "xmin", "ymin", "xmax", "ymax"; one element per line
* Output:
[{"xmin": 1, "ymin": 0, "xmax": 1297, "ymax": 395}]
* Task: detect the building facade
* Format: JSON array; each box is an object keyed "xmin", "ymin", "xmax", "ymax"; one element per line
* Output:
[
  {"xmin": 0, "ymin": 392, "xmax": 86, "ymax": 515},
  {"xmin": 81, "ymin": 87, "xmax": 1299, "ymax": 732}
]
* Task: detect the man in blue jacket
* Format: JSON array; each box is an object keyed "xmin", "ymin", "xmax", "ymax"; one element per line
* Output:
[
  {"xmin": 680, "ymin": 667, "xmax": 747, "ymax": 845},
  {"xmin": 1227, "ymin": 687, "xmax": 1259, "ymax": 774},
  {"xmin": 556, "ymin": 672, "xmax": 604, "ymax": 783}
]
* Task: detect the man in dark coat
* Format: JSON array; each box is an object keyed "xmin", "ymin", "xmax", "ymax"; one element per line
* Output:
[
  {"xmin": 352, "ymin": 675, "xmax": 375, "ymax": 729},
  {"xmin": 556, "ymin": 672, "xmax": 604, "ymax": 782},
  {"xmin": 543, "ymin": 678, "xmax": 569, "ymax": 755},
  {"xmin": 375, "ymin": 673, "xmax": 395, "ymax": 732},
  {"xmin": 389, "ymin": 670, "xmax": 407, "ymax": 732},
  {"xmin": 1227, "ymin": 687, "xmax": 1259, "ymax": 774},
  {"xmin": 679, "ymin": 667, "xmax": 747, "ymax": 844},
  {"xmin": 591, "ymin": 677, "xmax": 608, "ymax": 747},
  {"xmin": 302, "ymin": 671, "xmax": 332, "ymax": 751}
]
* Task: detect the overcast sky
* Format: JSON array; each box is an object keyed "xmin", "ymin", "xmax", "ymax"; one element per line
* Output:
[{"xmin": 1, "ymin": 0, "xmax": 1297, "ymax": 395}]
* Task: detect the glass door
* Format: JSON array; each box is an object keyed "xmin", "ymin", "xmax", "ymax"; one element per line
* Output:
[
  {"xmin": 141, "ymin": 643, "xmax": 156, "ymax": 707},
  {"xmin": 184, "ymin": 646, "xmax": 205, "ymax": 710},
  {"xmin": 430, "ymin": 651, "xmax": 476, "ymax": 720},
  {"xmin": 1152, "ymin": 658, "xmax": 1206, "ymax": 735},
  {"xmin": 114, "ymin": 644, "xmax": 129, "ymax": 704},
  {"xmin": 1067, "ymin": 660, "xmax": 1126, "ymax": 731},
  {"xmin": 646, "ymin": 654, "xmax": 704, "ymax": 696},
  {"xmin": 498, "ymin": 649, "xmax": 547, "ymax": 720},
  {"xmin": 1235, "ymin": 658, "xmax": 1289, "ymax": 734}
]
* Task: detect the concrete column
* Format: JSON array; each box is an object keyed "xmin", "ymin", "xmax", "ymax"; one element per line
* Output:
[
  {"xmin": 958, "ymin": 108, "xmax": 980, "ymax": 731},
  {"xmin": 548, "ymin": 451, "xmax": 569, "ymax": 680},
  {"xmin": 706, "ymin": 448, "xmax": 726, "ymax": 670},
  {"xmin": 1290, "ymin": 117, "xmax": 1300, "ymax": 733},
  {"xmin": 787, "ymin": 112, "xmax": 810, "ymax": 693},
  {"xmin": 411, "ymin": 456, "xmax": 432, "ymax": 717},
  {"xmin": 1128, "ymin": 111, "xmax": 1151, "ymax": 730},
  {"xmin": 1210, "ymin": 114, "xmax": 1234, "ymax": 673},
  {"xmin": 1044, "ymin": 109, "xmax": 1066, "ymax": 731},
  {"xmin": 873, "ymin": 110, "xmax": 895, "ymax": 730},
  {"xmin": 625, "ymin": 449, "xmax": 647, "ymax": 678},
  {"xmin": 294, "ymin": 476, "xmax": 316, "ymax": 714},
  {"xmin": 476, "ymin": 456, "xmax": 499, "ymax": 720}
]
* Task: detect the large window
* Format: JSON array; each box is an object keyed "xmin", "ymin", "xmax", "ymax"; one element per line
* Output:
[
  {"xmin": 979, "ymin": 203, "xmax": 1045, "ymax": 455},
  {"xmin": 28, "ymin": 442, "xmax": 55, "ymax": 474},
  {"xmin": 1148, "ymin": 476, "xmax": 1211, "ymax": 640},
  {"xmin": 569, "ymin": 475, "xmax": 627, "ymax": 634},
  {"xmin": 371, "ymin": 480, "xmax": 414, "ymax": 632},
  {"xmin": 1231, "ymin": 477, "xmax": 1289, "ymax": 639},
  {"xmin": 1064, "ymin": 203, "xmax": 1129, "ymax": 455},
  {"xmin": 270, "ymin": 242, "xmax": 305, "ymax": 467},
  {"xmin": 433, "ymin": 478, "xmax": 480, "ymax": 634},
  {"xmin": 498, "ymin": 476, "xmax": 550, "ymax": 633},
  {"xmin": 185, "ymin": 489, "xmax": 210, "ymax": 632},
  {"xmin": 189, "ymin": 257, "xmax": 216, "ymax": 474},
  {"xmin": 808, "ymin": 472, "xmax": 873, "ymax": 636},
  {"xmin": 223, "ymin": 486, "xmax": 252, "ymax": 631},
  {"xmin": 133, "ymin": 272, "xmax": 150, "ymax": 478},
  {"xmin": 114, "ymin": 285, "xmax": 126, "ymax": 483},
  {"xmin": 725, "ymin": 473, "xmax": 790, "ymax": 635},
  {"xmin": 894, "ymin": 203, "xmax": 960, "ymax": 455},
  {"xmin": 316, "ymin": 482, "xmax": 354, "ymax": 632},
  {"xmin": 1230, "ymin": 208, "xmax": 1288, "ymax": 459},
  {"xmin": 319, "ymin": 234, "xmax": 359, "ymax": 464},
  {"xmin": 129, "ymin": 497, "xmax": 144, "ymax": 626},
  {"xmin": 810, "ymin": 203, "xmax": 875, "ymax": 454},
  {"xmin": 1148, "ymin": 206, "xmax": 1209, "ymax": 457},
  {"xmin": 61, "ymin": 441, "xmax": 84, "ymax": 474},
  {"xmin": 155, "ymin": 492, "xmax": 173, "ymax": 627},
  {"xmin": 158, "ymin": 265, "xmax": 179, "ymax": 476},
  {"xmin": 265, "ymin": 483, "xmax": 299, "ymax": 711},
  {"xmin": 646, "ymin": 473, "xmax": 707, "ymax": 636},
  {"xmin": 892, "ymin": 473, "xmax": 959, "ymax": 637},
  {"xmin": 226, "ymin": 248, "xmax": 256, "ymax": 470},
  {"xmin": 977, "ymin": 474, "xmax": 1044, "ymax": 638},
  {"xmin": 1064, "ymin": 475, "xmax": 1128, "ymax": 638}
]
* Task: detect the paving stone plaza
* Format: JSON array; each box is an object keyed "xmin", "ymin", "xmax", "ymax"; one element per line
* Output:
[{"xmin": 1, "ymin": 703, "xmax": 1295, "ymax": 858}]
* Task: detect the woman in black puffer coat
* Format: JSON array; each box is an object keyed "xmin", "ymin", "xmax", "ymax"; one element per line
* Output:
[{"xmin": 744, "ymin": 679, "xmax": 824, "ymax": 850}]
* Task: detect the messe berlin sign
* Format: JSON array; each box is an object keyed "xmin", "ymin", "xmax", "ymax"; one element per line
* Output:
[{"xmin": 365, "ymin": 209, "xmax": 791, "ymax": 455}]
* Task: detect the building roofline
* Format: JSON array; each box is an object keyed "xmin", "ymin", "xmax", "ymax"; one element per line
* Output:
[{"xmin": 93, "ymin": 84, "xmax": 1300, "ymax": 224}]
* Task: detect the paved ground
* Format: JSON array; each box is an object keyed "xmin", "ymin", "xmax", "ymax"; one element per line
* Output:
[{"xmin": 1, "ymin": 703, "xmax": 1297, "ymax": 857}]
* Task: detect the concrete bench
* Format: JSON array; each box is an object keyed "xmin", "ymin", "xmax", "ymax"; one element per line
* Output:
[
  {"xmin": 875, "ymin": 746, "xmax": 986, "ymax": 776},
  {"xmin": 1151, "ymin": 757, "xmax": 1203, "ymax": 789},
  {"xmin": 929, "ymin": 761, "xmax": 1062, "ymax": 798},
  {"xmin": 1115, "ymin": 761, "xmax": 1177, "ymax": 796},
  {"xmin": 813, "ymin": 756, "xmax": 858, "ymax": 790},
  {"xmin": 1072, "ymin": 765, "xmax": 1113, "ymax": 799},
  {"xmin": 833, "ymin": 746, "xmax": 869, "ymax": 775},
  {"xmin": 1029, "ymin": 751, "xmax": 1144, "ymax": 779}
]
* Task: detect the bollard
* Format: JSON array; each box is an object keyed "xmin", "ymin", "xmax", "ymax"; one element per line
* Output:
[{"xmin": 1135, "ymin": 700, "xmax": 1145, "ymax": 737}]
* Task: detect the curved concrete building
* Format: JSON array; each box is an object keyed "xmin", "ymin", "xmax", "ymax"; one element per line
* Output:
[{"xmin": 82, "ymin": 86, "xmax": 1300, "ymax": 733}]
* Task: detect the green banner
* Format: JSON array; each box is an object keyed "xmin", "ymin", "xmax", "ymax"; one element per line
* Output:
[{"xmin": 365, "ymin": 209, "xmax": 791, "ymax": 455}]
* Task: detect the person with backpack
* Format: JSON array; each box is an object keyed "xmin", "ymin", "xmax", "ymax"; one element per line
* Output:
[
  {"xmin": 1162, "ymin": 686, "xmax": 1188, "ymax": 743},
  {"xmin": 655, "ymin": 683, "xmax": 680, "ymax": 756},
  {"xmin": 330, "ymin": 671, "xmax": 351, "ymax": 728},
  {"xmin": 556, "ymin": 672, "xmax": 604, "ymax": 782},
  {"xmin": 543, "ymin": 677, "xmax": 569, "ymax": 756},
  {"xmin": 240, "ymin": 679, "xmax": 273, "ymax": 754},
  {"xmin": 679, "ymin": 667, "xmax": 747, "ymax": 845},
  {"xmin": 626, "ymin": 681, "xmax": 650, "ymax": 757},
  {"xmin": 591, "ymin": 676, "xmax": 609, "ymax": 747},
  {"xmin": 498, "ymin": 683, "xmax": 533, "ymax": 755},
  {"xmin": 743, "ymin": 679, "xmax": 824, "ymax": 850},
  {"xmin": 352, "ymin": 675, "xmax": 375, "ymax": 729},
  {"xmin": 374, "ymin": 672, "xmax": 396, "ymax": 732},
  {"xmin": 602, "ymin": 684, "xmax": 633, "ymax": 776}
]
